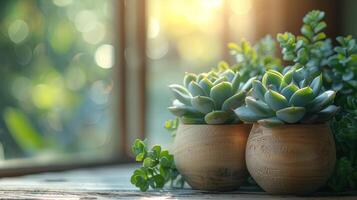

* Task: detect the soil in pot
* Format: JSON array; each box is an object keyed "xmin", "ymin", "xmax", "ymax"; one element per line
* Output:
[
  {"xmin": 246, "ymin": 123, "xmax": 336, "ymax": 195},
  {"xmin": 173, "ymin": 123, "xmax": 251, "ymax": 191}
]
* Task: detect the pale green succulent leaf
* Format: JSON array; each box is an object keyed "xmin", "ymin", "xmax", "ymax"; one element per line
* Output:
[
  {"xmin": 231, "ymin": 72, "xmax": 241, "ymax": 92},
  {"xmin": 221, "ymin": 69, "xmax": 235, "ymax": 82},
  {"xmin": 293, "ymin": 68, "xmax": 305, "ymax": 83},
  {"xmin": 281, "ymin": 83, "xmax": 299, "ymax": 101},
  {"xmin": 283, "ymin": 69, "xmax": 294, "ymax": 84},
  {"xmin": 234, "ymin": 106, "xmax": 264, "ymax": 122},
  {"xmin": 264, "ymin": 89, "xmax": 289, "ymax": 111},
  {"xmin": 191, "ymin": 96, "xmax": 215, "ymax": 114},
  {"xmin": 204, "ymin": 111, "xmax": 233, "ymax": 124},
  {"xmin": 240, "ymin": 76, "xmax": 256, "ymax": 91},
  {"xmin": 276, "ymin": 106, "xmax": 306, "ymax": 123},
  {"xmin": 258, "ymin": 117, "xmax": 285, "ymax": 127},
  {"xmin": 180, "ymin": 116, "xmax": 205, "ymax": 124},
  {"xmin": 188, "ymin": 81, "xmax": 206, "ymax": 96},
  {"xmin": 210, "ymin": 82, "xmax": 233, "ymax": 109},
  {"xmin": 315, "ymin": 105, "xmax": 340, "ymax": 122},
  {"xmin": 245, "ymin": 96, "xmax": 274, "ymax": 117},
  {"xmin": 169, "ymin": 84, "xmax": 192, "ymax": 105},
  {"xmin": 252, "ymin": 80, "xmax": 267, "ymax": 100},
  {"xmin": 222, "ymin": 91, "xmax": 246, "ymax": 111},
  {"xmin": 213, "ymin": 76, "xmax": 228, "ymax": 85},
  {"xmin": 306, "ymin": 90, "xmax": 336, "ymax": 113},
  {"xmin": 168, "ymin": 106, "xmax": 203, "ymax": 117},
  {"xmin": 262, "ymin": 70, "xmax": 283, "ymax": 88},
  {"xmin": 310, "ymin": 74, "xmax": 323, "ymax": 97},
  {"xmin": 289, "ymin": 87, "xmax": 314, "ymax": 106},
  {"xmin": 183, "ymin": 73, "xmax": 197, "ymax": 88},
  {"xmin": 198, "ymin": 78, "xmax": 213, "ymax": 95}
]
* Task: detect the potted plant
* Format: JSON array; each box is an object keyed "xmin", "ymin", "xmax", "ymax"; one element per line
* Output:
[
  {"xmin": 235, "ymin": 68, "xmax": 339, "ymax": 194},
  {"xmin": 168, "ymin": 68, "xmax": 255, "ymax": 191}
]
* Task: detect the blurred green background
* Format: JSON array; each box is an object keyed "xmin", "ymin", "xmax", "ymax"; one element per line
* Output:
[{"xmin": 0, "ymin": 0, "xmax": 115, "ymax": 160}]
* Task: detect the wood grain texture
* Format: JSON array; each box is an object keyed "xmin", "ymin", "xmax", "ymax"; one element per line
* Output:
[
  {"xmin": 246, "ymin": 123, "xmax": 336, "ymax": 195},
  {"xmin": 173, "ymin": 124, "xmax": 251, "ymax": 191},
  {"xmin": 0, "ymin": 164, "xmax": 355, "ymax": 199}
]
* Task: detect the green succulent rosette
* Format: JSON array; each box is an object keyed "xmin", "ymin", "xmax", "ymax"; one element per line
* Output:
[
  {"xmin": 235, "ymin": 68, "xmax": 340, "ymax": 127},
  {"xmin": 168, "ymin": 69, "xmax": 255, "ymax": 124}
]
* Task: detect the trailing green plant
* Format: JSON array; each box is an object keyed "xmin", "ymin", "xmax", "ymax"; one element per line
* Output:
[
  {"xmin": 235, "ymin": 68, "xmax": 339, "ymax": 127},
  {"xmin": 168, "ymin": 69, "xmax": 255, "ymax": 124},
  {"xmin": 130, "ymin": 139, "xmax": 184, "ymax": 191},
  {"xmin": 228, "ymin": 35, "xmax": 282, "ymax": 80}
]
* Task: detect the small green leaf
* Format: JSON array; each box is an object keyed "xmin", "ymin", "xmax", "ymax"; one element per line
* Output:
[
  {"xmin": 252, "ymin": 80, "xmax": 267, "ymax": 100},
  {"xmin": 210, "ymin": 82, "xmax": 233, "ymax": 109},
  {"xmin": 213, "ymin": 76, "xmax": 228, "ymax": 85},
  {"xmin": 188, "ymin": 81, "xmax": 206, "ymax": 96},
  {"xmin": 153, "ymin": 175, "xmax": 165, "ymax": 188},
  {"xmin": 264, "ymin": 89, "xmax": 289, "ymax": 111},
  {"xmin": 245, "ymin": 96, "xmax": 274, "ymax": 117},
  {"xmin": 314, "ymin": 21, "xmax": 327, "ymax": 33},
  {"xmin": 310, "ymin": 75, "xmax": 323, "ymax": 97},
  {"xmin": 143, "ymin": 157, "xmax": 155, "ymax": 168},
  {"xmin": 235, "ymin": 106, "xmax": 263, "ymax": 122},
  {"xmin": 282, "ymin": 69, "xmax": 294, "ymax": 84},
  {"xmin": 240, "ymin": 77, "xmax": 256, "ymax": 91},
  {"xmin": 316, "ymin": 105, "xmax": 340, "ymax": 122},
  {"xmin": 306, "ymin": 90, "xmax": 336, "ymax": 113},
  {"xmin": 221, "ymin": 69, "xmax": 235, "ymax": 81},
  {"xmin": 191, "ymin": 96, "xmax": 215, "ymax": 114},
  {"xmin": 289, "ymin": 87, "xmax": 314, "ymax": 106},
  {"xmin": 281, "ymin": 83, "xmax": 299, "ymax": 101},
  {"xmin": 204, "ymin": 111, "xmax": 233, "ymax": 124},
  {"xmin": 183, "ymin": 73, "xmax": 197, "ymax": 88},
  {"xmin": 222, "ymin": 91, "xmax": 246, "ymax": 111},
  {"xmin": 276, "ymin": 106, "xmax": 306, "ymax": 123},
  {"xmin": 199, "ymin": 78, "xmax": 213, "ymax": 95},
  {"xmin": 262, "ymin": 70, "xmax": 283, "ymax": 88},
  {"xmin": 168, "ymin": 106, "xmax": 203, "ymax": 117},
  {"xmin": 169, "ymin": 84, "xmax": 192, "ymax": 105},
  {"xmin": 231, "ymin": 72, "xmax": 241, "ymax": 92}
]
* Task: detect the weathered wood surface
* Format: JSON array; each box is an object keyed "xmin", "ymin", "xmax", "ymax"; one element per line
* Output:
[{"xmin": 0, "ymin": 164, "xmax": 355, "ymax": 199}]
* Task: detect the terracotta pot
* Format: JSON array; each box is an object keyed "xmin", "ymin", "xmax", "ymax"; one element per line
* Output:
[
  {"xmin": 173, "ymin": 123, "xmax": 251, "ymax": 191},
  {"xmin": 246, "ymin": 123, "xmax": 336, "ymax": 195}
]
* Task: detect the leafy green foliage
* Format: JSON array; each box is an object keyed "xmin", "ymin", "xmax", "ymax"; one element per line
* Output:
[
  {"xmin": 276, "ymin": 9, "xmax": 357, "ymax": 191},
  {"xmin": 235, "ymin": 69, "xmax": 339, "ymax": 127},
  {"xmin": 130, "ymin": 139, "xmax": 184, "ymax": 191},
  {"xmin": 228, "ymin": 35, "xmax": 282, "ymax": 80},
  {"xmin": 277, "ymin": 10, "xmax": 333, "ymax": 78},
  {"xmin": 168, "ymin": 69, "xmax": 254, "ymax": 124}
]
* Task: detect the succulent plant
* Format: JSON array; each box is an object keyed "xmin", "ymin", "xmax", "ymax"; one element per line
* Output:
[
  {"xmin": 235, "ymin": 68, "xmax": 340, "ymax": 127},
  {"xmin": 168, "ymin": 69, "xmax": 255, "ymax": 124}
]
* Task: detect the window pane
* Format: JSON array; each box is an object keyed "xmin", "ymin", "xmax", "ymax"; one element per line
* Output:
[
  {"xmin": 0, "ymin": 0, "xmax": 117, "ymax": 161},
  {"xmin": 146, "ymin": 0, "xmax": 224, "ymax": 147}
]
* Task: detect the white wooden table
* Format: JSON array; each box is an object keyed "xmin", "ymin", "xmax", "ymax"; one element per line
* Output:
[{"xmin": 0, "ymin": 164, "xmax": 355, "ymax": 200}]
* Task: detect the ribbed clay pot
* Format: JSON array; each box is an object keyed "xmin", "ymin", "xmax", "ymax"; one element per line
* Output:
[
  {"xmin": 246, "ymin": 123, "xmax": 336, "ymax": 195},
  {"xmin": 173, "ymin": 124, "xmax": 251, "ymax": 191}
]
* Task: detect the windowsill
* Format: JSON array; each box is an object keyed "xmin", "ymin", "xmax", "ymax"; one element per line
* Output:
[{"xmin": 0, "ymin": 164, "xmax": 356, "ymax": 199}]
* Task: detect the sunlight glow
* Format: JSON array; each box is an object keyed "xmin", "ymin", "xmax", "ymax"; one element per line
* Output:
[{"xmin": 95, "ymin": 44, "xmax": 114, "ymax": 69}]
